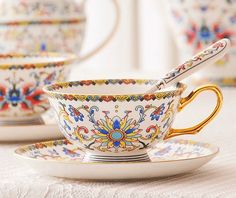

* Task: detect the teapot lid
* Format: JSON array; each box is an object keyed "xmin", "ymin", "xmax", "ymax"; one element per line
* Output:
[{"xmin": 0, "ymin": 0, "xmax": 85, "ymax": 22}]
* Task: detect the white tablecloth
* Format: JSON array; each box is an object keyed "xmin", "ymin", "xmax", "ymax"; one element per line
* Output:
[{"xmin": 0, "ymin": 87, "xmax": 236, "ymax": 198}]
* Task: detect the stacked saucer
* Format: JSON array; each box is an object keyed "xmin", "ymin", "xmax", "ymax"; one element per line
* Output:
[
  {"xmin": 0, "ymin": 53, "xmax": 76, "ymax": 141},
  {"xmin": 15, "ymin": 79, "xmax": 222, "ymax": 180}
]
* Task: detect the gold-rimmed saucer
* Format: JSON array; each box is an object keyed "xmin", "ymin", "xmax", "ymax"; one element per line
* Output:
[
  {"xmin": 0, "ymin": 111, "xmax": 63, "ymax": 142},
  {"xmin": 15, "ymin": 139, "xmax": 219, "ymax": 180}
]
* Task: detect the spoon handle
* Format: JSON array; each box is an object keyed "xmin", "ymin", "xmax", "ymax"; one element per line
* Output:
[{"xmin": 147, "ymin": 38, "xmax": 231, "ymax": 93}]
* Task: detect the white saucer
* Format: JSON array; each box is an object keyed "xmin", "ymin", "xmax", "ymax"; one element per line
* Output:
[
  {"xmin": 0, "ymin": 111, "xmax": 63, "ymax": 142},
  {"xmin": 15, "ymin": 139, "xmax": 219, "ymax": 180}
]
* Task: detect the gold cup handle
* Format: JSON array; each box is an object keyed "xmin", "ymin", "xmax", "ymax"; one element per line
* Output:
[
  {"xmin": 164, "ymin": 84, "xmax": 223, "ymax": 140},
  {"xmin": 79, "ymin": 0, "xmax": 120, "ymax": 62}
]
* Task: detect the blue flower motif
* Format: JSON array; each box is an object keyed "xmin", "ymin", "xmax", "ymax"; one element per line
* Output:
[
  {"xmin": 62, "ymin": 147, "xmax": 80, "ymax": 158},
  {"xmin": 197, "ymin": 25, "xmax": 214, "ymax": 42},
  {"xmin": 68, "ymin": 105, "xmax": 84, "ymax": 122},
  {"xmin": 150, "ymin": 103, "xmax": 165, "ymax": 121},
  {"xmin": 43, "ymin": 71, "xmax": 56, "ymax": 85},
  {"xmin": 93, "ymin": 115, "xmax": 141, "ymax": 149},
  {"xmin": 64, "ymin": 120, "xmax": 71, "ymax": 131}
]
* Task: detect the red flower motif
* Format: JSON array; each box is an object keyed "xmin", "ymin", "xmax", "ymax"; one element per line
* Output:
[
  {"xmin": 0, "ymin": 85, "xmax": 8, "ymax": 111},
  {"xmin": 65, "ymin": 94, "xmax": 75, "ymax": 101},
  {"xmin": 212, "ymin": 41, "xmax": 224, "ymax": 50},
  {"xmin": 143, "ymin": 94, "xmax": 156, "ymax": 101},
  {"xmin": 101, "ymin": 96, "xmax": 115, "ymax": 102},
  {"xmin": 35, "ymin": 143, "xmax": 47, "ymax": 149},
  {"xmin": 83, "ymin": 105, "xmax": 89, "ymax": 109},
  {"xmin": 123, "ymin": 79, "xmax": 136, "ymax": 84},
  {"xmin": 21, "ymin": 84, "xmax": 45, "ymax": 110},
  {"xmin": 81, "ymin": 80, "xmax": 93, "ymax": 86},
  {"xmin": 0, "ymin": 86, "xmax": 6, "ymax": 101}
]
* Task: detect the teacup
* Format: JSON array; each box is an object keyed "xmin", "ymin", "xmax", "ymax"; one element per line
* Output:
[
  {"xmin": 0, "ymin": 53, "xmax": 76, "ymax": 125},
  {"xmin": 44, "ymin": 79, "xmax": 223, "ymax": 162}
]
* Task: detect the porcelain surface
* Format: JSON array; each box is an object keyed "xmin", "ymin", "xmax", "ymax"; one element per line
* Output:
[
  {"xmin": 15, "ymin": 139, "xmax": 219, "ymax": 180},
  {"xmin": 165, "ymin": 0, "xmax": 236, "ymax": 84},
  {"xmin": 0, "ymin": 53, "xmax": 76, "ymax": 122},
  {"xmin": 0, "ymin": 110, "xmax": 63, "ymax": 141},
  {"xmin": 0, "ymin": 0, "xmax": 118, "ymax": 60},
  {"xmin": 0, "ymin": 0, "xmax": 86, "ymax": 53},
  {"xmin": 0, "ymin": 21, "xmax": 86, "ymax": 54},
  {"xmin": 0, "ymin": 0, "xmax": 85, "ymax": 20},
  {"xmin": 44, "ymin": 79, "xmax": 222, "ymax": 162}
]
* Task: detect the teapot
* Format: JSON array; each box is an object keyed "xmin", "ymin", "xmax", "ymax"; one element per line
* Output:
[{"xmin": 0, "ymin": 0, "xmax": 119, "ymax": 61}]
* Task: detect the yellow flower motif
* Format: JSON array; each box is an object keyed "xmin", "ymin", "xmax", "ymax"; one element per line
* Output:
[{"xmin": 92, "ymin": 114, "xmax": 142, "ymax": 151}]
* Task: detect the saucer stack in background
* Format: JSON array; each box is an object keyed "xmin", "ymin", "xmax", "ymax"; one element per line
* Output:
[
  {"xmin": 0, "ymin": 0, "xmax": 87, "ymax": 142},
  {"xmin": 0, "ymin": 53, "xmax": 76, "ymax": 141},
  {"xmin": 0, "ymin": 0, "xmax": 119, "ymax": 142}
]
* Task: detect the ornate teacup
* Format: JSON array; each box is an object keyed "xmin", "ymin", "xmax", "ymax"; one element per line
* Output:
[
  {"xmin": 44, "ymin": 79, "xmax": 223, "ymax": 162},
  {"xmin": 0, "ymin": 53, "xmax": 76, "ymax": 125}
]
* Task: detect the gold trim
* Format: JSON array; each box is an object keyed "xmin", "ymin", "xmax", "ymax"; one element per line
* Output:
[
  {"xmin": 164, "ymin": 84, "xmax": 223, "ymax": 139},
  {"xmin": 0, "ymin": 18, "xmax": 86, "ymax": 26},
  {"xmin": 0, "ymin": 53, "xmax": 77, "ymax": 70},
  {"xmin": 43, "ymin": 80, "xmax": 186, "ymax": 102}
]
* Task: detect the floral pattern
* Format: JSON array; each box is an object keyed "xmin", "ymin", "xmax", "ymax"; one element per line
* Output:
[
  {"xmin": 0, "ymin": 53, "xmax": 73, "ymax": 117},
  {"xmin": 166, "ymin": 0, "xmax": 236, "ymax": 84},
  {"xmin": 0, "ymin": 22, "xmax": 86, "ymax": 53},
  {"xmin": 153, "ymin": 40, "xmax": 228, "ymax": 90},
  {"xmin": 93, "ymin": 111, "xmax": 143, "ymax": 151},
  {"xmin": 15, "ymin": 139, "xmax": 218, "ymax": 162},
  {"xmin": 0, "ymin": 0, "xmax": 85, "ymax": 19},
  {"xmin": 0, "ymin": 0, "xmax": 86, "ymax": 54},
  {"xmin": 169, "ymin": 0, "xmax": 236, "ymax": 51},
  {"xmin": 0, "ymin": 70, "xmax": 63, "ymax": 112},
  {"xmin": 0, "ymin": 53, "xmax": 76, "ymax": 70},
  {"xmin": 57, "ymin": 101, "xmax": 176, "ymax": 153},
  {"xmin": 68, "ymin": 105, "xmax": 84, "ymax": 122},
  {"xmin": 185, "ymin": 22, "xmax": 233, "ymax": 50},
  {"xmin": 45, "ymin": 79, "xmax": 185, "ymax": 102},
  {"xmin": 149, "ymin": 104, "xmax": 165, "ymax": 121}
]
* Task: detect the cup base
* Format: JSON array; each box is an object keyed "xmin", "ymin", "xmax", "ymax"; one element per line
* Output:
[
  {"xmin": 0, "ymin": 116, "xmax": 45, "ymax": 126},
  {"xmin": 82, "ymin": 151, "xmax": 150, "ymax": 163}
]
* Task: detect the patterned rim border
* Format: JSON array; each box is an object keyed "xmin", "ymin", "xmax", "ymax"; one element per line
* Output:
[
  {"xmin": 0, "ymin": 53, "xmax": 77, "ymax": 70},
  {"xmin": 43, "ymin": 80, "xmax": 186, "ymax": 102},
  {"xmin": 194, "ymin": 77, "xmax": 236, "ymax": 87},
  {"xmin": 14, "ymin": 139, "xmax": 219, "ymax": 164},
  {"xmin": 0, "ymin": 18, "xmax": 86, "ymax": 26}
]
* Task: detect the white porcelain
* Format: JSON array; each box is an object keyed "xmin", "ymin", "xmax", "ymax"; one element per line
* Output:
[
  {"xmin": 15, "ymin": 139, "xmax": 219, "ymax": 180},
  {"xmin": 0, "ymin": 53, "xmax": 76, "ymax": 123},
  {"xmin": 165, "ymin": 0, "xmax": 236, "ymax": 85},
  {"xmin": 147, "ymin": 39, "xmax": 230, "ymax": 93},
  {"xmin": 0, "ymin": 110, "xmax": 63, "ymax": 142},
  {"xmin": 0, "ymin": 22, "xmax": 86, "ymax": 54},
  {"xmin": 0, "ymin": 0, "xmax": 85, "ymax": 53},
  {"xmin": 0, "ymin": 0, "xmax": 119, "ymax": 62},
  {"xmin": 0, "ymin": 0, "xmax": 85, "ymax": 21},
  {"xmin": 43, "ymin": 79, "xmax": 222, "ymax": 162}
]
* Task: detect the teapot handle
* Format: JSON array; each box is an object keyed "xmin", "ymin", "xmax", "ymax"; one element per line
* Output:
[{"xmin": 79, "ymin": 0, "xmax": 120, "ymax": 62}]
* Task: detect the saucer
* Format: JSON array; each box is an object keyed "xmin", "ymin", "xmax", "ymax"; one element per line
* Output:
[
  {"xmin": 15, "ymin": 139, "xmax": 219, "ymax": 180},
  {"xmin": 0, "ymin": 111, "xmax": 63, "ymax": 142}
]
